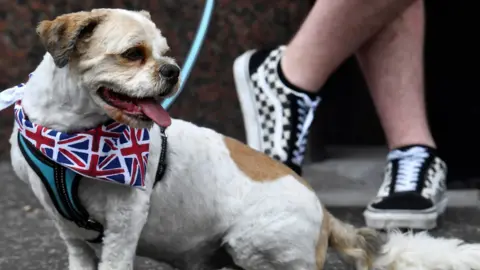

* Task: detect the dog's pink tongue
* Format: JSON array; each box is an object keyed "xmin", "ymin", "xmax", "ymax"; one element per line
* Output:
[{"xmin": 137, "ymin": 99, "xmax": 171, "ymax": 127}]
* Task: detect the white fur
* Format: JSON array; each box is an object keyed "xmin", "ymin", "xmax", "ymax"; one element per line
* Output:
[
  {"xmin": 9, "ymin": 8, "xmax": 480, "ymax": 270},
  {"xmin": 21, "ymin": 53, "xmax": 109, "ymax": 132},
  {"xmin": 375, "ymin": 231, "xmax": 480, "ymax": 270}
]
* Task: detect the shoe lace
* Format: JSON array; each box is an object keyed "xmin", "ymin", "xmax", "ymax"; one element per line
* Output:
[
  {"xmin": 291, "ymin": 95, "xmax": 320, "ymax": 166},
  {"xmin": 387, "ymin": 147, "xmax": 430, "ymax": 192}
]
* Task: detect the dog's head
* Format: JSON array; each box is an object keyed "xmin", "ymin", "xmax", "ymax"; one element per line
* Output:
[{"xmin": 36, "ymin": 9, "xmax": 178, "ymax": 128}]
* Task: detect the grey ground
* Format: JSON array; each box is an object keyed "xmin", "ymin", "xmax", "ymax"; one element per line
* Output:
[{"xmin": 1, "ymin": 147, "xmax": 479, "ymax": 269}]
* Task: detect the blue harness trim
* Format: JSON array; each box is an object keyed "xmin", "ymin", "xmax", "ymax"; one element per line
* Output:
[{"xmin": 18, "ymin": 132, "xmax": 104, "ymax": 243}]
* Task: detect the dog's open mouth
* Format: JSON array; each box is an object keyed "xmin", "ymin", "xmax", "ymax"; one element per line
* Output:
[{"xmin": 98, "ymin": 87, "xmax": 171, "ymax": 127}]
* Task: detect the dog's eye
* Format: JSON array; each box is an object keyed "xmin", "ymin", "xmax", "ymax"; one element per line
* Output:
[{"xmin": 121, "ymin": 47, "xmax": 145, "ymax": 61}]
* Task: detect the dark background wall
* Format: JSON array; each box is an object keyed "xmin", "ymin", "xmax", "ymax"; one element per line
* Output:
[{"xmin": 0, "ymin": 0, "xmax": 478, "ymax": 185}]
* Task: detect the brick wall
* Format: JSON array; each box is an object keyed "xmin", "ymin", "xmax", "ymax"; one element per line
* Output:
[{"xmin": 0, "ymin": 0, "xmax": 312, "ymax": 159}]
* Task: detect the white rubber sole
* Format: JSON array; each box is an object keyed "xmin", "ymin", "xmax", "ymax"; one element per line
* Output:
[
  {"xmin": 233, "ymin": 50, "xmax": 262, "ymax": 151},
  {"xmin": 363, "ymin": 196, "xmax": 449, "ymax": 230}
]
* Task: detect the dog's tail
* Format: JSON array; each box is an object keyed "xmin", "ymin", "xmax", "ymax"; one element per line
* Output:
[
  {"xmin": 322, "ymin": 210, "xmax": 382, "ymax": 269},
  {"xmin": 324, "ymin": 210, "xmax": 480, "ymax": 270}
]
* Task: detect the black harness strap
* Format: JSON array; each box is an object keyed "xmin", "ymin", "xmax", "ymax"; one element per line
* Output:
[{"xmin": 155, "ymin": 127, "xmax": 168, "ymax": 183}]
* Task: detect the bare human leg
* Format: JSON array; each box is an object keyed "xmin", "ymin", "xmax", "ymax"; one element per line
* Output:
[
  {"xmin": 359, "ymin": 1, "xmax": 448, "ymax": 230},
  {"xmin": 281, "ymin": 0, "xmax": 418, "ymax": 92},
  {"xmin": 233, "ymin": 0, "xmax": 419, "ymax": 175},
  {"xmin": 356, "ymin": 0, "xmax": 435, "ymax": 149}
]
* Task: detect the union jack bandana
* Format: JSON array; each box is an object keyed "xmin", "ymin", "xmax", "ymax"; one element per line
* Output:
[{"xmin": 14, "ymin": 102, "xmax": 151, "ymax": 188}]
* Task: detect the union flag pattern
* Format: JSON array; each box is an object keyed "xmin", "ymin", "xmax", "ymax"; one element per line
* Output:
[{"xmin": 14, "ymin": 102, "xmax": 150, "ymax": 188}]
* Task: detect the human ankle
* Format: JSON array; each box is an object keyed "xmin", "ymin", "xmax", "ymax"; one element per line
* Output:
[
  {"xmin": 275, "ymin": 61, "xmax": 317, "ymax": 100},
  {"xmin": 279, "ymin": 56, "xmax": 325, "ymax": 94},
  {"xmin": 387, "ymin": 135, "xmax": 437, "ymax": 151}
]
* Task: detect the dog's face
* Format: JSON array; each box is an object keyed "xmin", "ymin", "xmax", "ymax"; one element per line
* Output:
[{"xmin": 36, "ymin": 9, "xmax": 178, "ymax": 128}]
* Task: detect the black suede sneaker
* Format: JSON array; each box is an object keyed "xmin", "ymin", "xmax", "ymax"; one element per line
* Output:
[
  {"xmin": 364, "ymin": 145, "xmax": 448, "ymax": 230},
  {"xmin": 233, "ymin": 46, "xmax": 320, "ymax": 175}
]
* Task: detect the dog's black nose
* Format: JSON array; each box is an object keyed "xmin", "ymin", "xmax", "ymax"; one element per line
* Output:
[{"xmin": 159, "ymin": 64, "xmax": 180, "ymax": 80}]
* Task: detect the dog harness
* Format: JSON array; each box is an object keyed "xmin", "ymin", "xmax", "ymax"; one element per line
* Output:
[{"xmin": 14, "ymin": 102, "xmax": 168, "ymax": 243}]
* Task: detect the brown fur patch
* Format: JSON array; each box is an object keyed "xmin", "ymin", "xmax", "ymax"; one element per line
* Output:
[
  {"xmin": 36, "ymin": 11, "xmax": 105, "ymax": 67},
  {"xmin": 223, "ymin": 136, "xmax": 311, "ymax": 188},
  {"xmin": 114, "ymin": 43, "xmax": 152, "ymax": 66}
]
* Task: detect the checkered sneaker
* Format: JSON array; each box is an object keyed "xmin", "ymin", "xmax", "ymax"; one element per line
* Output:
[
  {"xmin": 233, "ymin": 46, "xmax": 320, "ymax": 175},
  {"xmin": 364, "ymin": 145, "xmax": 448, "ymax": 230}
]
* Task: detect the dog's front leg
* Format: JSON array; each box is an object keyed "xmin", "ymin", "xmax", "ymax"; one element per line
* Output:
[
  {"xmin": 97, "ymin": 189, "xmax": 150, "ymax": 270},
  {"xmin": 65, "ymin": 238, "xmax": 98, "ymax": 270}
]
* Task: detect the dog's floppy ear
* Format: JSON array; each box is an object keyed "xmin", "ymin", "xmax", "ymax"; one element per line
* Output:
[{"xmin": 36, "ymin": 11, "xmax": 105, "ymax": 68}]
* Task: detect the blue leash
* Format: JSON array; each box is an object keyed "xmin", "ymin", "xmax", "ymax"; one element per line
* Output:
[{"xmin": 161, "ymin": 0, "xmax": 215, "ymax": 110}]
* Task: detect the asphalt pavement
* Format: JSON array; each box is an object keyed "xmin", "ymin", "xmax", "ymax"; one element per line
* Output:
[{"xmin": 1, "ymin": 161, "xmax": 479, "ymax": 270}]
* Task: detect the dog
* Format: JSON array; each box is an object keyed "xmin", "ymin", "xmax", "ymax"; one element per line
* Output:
[{"xmin": 7, "ymin": 8, "xmax": 480, "ymax": 270}]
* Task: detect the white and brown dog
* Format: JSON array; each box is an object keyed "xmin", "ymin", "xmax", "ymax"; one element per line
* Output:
[{"xmin": 7, "ymin": 8, "xmax": 480, "ymax": 270}]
